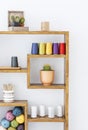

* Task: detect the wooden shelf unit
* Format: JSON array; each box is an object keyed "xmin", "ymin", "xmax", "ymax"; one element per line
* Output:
[
  {"xmin": 0, "ymin": 31, "xmax": 69, "ymax": 130},
  {"xmin": 0, "ymin": 100, "xmax": 28, "ymax": 130},
  {"xmin": 28, "ymin": 115, "xmax": 65, "ymax": 122}
]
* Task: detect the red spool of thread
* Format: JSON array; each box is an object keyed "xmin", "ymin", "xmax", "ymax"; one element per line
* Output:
[{"xmin": 59, "ymin": 43, "xmax": 66, "ymax": 54}]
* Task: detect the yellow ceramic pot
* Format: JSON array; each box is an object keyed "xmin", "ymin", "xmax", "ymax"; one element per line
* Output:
[
  {"xmin": 40, "ymin": 70, "xmax": 54, "ymax": 86},
  {"xmin": 46, "ymin": 43, "xmax": 52, "ymax": 55}
]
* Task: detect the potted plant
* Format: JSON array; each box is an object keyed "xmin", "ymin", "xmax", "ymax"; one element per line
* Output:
[
  {"xmin": 40, "ymin": 64, "xmax": 54, "ymax": 86},
  {"xmin": 19, "ymin": 17, "xmax": 25, "ymax": 26},
  {"xmin": 10, "ymin": 16, "xmax": 25, "ymax": 26}
]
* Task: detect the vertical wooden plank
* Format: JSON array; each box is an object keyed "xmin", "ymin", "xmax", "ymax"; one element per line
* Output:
[
  {"xmin": 27, "ymin": 54, "xmax": 30, "ymax": 88},
  {"xmin": 64, "ymin": 32, "xmax": 69, "ymax": 130},
  {"xmin": 24, "ymin": 102, "xmax": 28, "ymax": 130}
]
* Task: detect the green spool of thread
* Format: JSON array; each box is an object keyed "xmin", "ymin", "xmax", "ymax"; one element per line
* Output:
[
  {"xmin": 8, "ymin": 127, "xmax": 16, "ymax": 130},
  {"xmin": 11, "ymin": 119, "xmax": 19, "ymax": 128}
]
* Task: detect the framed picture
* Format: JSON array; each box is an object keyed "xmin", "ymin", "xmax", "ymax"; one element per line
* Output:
[{"xmin": 8, "ymin": 11, "xmax": 24, "ymax": 27}]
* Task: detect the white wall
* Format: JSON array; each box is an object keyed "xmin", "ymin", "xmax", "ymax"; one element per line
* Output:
[{"xmin": 0, "ymin": 0, "xmax": 88, "ymax": 130}]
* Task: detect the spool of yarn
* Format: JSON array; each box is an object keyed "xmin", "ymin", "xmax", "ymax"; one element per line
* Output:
[
  {"xmin": 13, "ymin": 107, "xmax": 23, "ymax": 116},
  {"xmin": 8, "ymin": 127, "xmax": 16, "ymax": 130},
  {"xmin": 11, "ymin": 119, "xmax": 19, "ymax": 128},
  {"xmin": 16, "ymin": 114, "xmax": 25, "ymax": 124},
  {"xmin": 0, "ymin": 126, "xmax": 7, "ymax": 130},
  {"xmin": 6, "ymin": 110, "xmax": 15, "ymax": 121},
  {"xmin": 1, "ymin": 118, "xmax": 10, "ymax": 128},
  {"xmin": 17, "ymin": 124, "xmax": 24, "ymax": 130}
]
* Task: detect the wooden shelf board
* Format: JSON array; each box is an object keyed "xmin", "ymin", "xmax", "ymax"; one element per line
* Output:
[
  {"xmin": 28, "ymin": 115, "xmax": 65, "ymax": 122},
  {"xmin": 0, "ymin": 100, "xmax": 27, "ymax": 106},
  {"xmin": 0, "ymin": 31, "xmax": 69, "ymax": 35},
  {"xmin": 0, "ymin": 68, "xmax": 27, "ymax": 73},
  {"xmin": 28, "ymin": 54, "xmax": 66, "ymax": 58},
  {"xmin": 28, "ymin": 84, "xmax": 65, "ymax": 89}
]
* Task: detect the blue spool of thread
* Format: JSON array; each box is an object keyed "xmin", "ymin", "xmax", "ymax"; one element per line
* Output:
[
  {"xmin": 13, "ymin": 107, "xmax": 23, "ymax": 116},
  {"xmin": 31, "ymin": 43, "xmax": 39, "ymax": 54},
  {"xmin": 1, "ymin": 118, "xmax": 10, "ymax": 128}
]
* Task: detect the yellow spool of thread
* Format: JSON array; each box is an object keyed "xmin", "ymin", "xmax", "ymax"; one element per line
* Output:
[
  {"xmin": 16, "ymin": 114, "xmax": 25, "ymax": 124},
  {"xmin": 46, "ymin": 43, "xmax": 52, "ymax": 55},
  {"xmin": 39, "ymin": 43, "xmax": 46, "ymax": 55}
]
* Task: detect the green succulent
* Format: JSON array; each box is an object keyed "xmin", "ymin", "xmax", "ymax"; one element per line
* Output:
[
  {"xmin": 19, "ymin": 17, "xmax": 25, "ymax": 24},
  {"xmin": 15, "ymin": 16, "xmax": 20, "ymax": 23},
  {"xmin": 43, "ymin": 64, "xmax": 51, "ymax": 71}
]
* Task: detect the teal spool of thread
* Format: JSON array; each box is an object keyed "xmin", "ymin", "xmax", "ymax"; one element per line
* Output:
[{"xmin": 39, "ymin": 43, "xmax": 46, "ymax": 55}]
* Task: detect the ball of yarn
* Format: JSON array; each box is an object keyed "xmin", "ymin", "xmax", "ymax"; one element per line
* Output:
[
  {"xmin": 6, "ymin": 110, "xmax": 15, "ymax": 121},
  {"xmin": 0, "ymin": 126, "xmax": 7, "ymax": 130},
  {"xmin": 17, "ymin": 124, "xmax": 24, "ymax": 130},
  {"xmin": 13, "ymin": 107, "xmax": 23, "ymax": 116},
  {"xmin": 8, "ymin": 127, "xmax": 16, "ymax": 130},
  {"xmin": 16, "ymin": 114, "xmax": 25, "ymax": 124},
  {"xmin": 1, "ymin": 118, "xmax": 10, "ymax": 128},
  {"xmin": 11, "ymin": 119, "xmax": 19, "ymax": 128}
]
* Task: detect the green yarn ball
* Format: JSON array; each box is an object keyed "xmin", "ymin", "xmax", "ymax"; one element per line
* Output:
[{"xmin": 11, "ymin": 119, "xmax": 19, "ymax": 128}]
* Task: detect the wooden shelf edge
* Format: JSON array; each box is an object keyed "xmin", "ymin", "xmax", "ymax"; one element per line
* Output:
[
  {"xmin": 28, "ymin": 84, "xmax": 65, "ymax": 89},
  {"xmin": 0, "ymin": 68, "xmax": 27, "ymax": 73},
  {"xmin": 0, "ymin": 31, "xmax": 69, "ymax": 35},
  {"xmin": 27, "ymin": 54, "xmax": 66, "ymax": 58},
  {"xmin": 28, "ymin": 115, "xmax": 65, "ymax": 122},
  {"xmin": 0, "ymin": 100, "xmax": 28, "ymax": 106}
]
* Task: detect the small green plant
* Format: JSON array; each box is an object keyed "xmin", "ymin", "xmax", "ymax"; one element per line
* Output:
[
  {"xmin": 15, "ymin": 16, "xmax": 20, "ymax": 23},
  {"xmin": 19, "ymin": 17, "xmax": 25, "ymax": 24},
  {"xmin": 10, "ymin": 15, "xmax": 25, "ymax": 26},
  {"xmin": 43, "ymin": 64, "xmax": 52, "ymax": 71}
]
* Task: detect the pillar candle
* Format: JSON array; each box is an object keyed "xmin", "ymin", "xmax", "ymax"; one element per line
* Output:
[
  {"xmin": 39, "ymin": 105, "xmax": 46, "ymax": 117},
  {"xmin": 48, "ymin": 106, "xmax": 55, "ymax": 118},
  {"xmin": 56, "ymin": 105, "xmax": 63, "ymax": 117},
  {"xmin": 31, "ymin": 106, "xmax": 37, "ymax": 118}
]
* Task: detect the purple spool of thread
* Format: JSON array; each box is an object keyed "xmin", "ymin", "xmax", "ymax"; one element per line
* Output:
[
  {"xmin": 53, "ymin": 43, "xmax": 59, "ymax": 54},
  {"xmin": 17, "ymin": 124, "xmax": 24, "ymax": 130}
]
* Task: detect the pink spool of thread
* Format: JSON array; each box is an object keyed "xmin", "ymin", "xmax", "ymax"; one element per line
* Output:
[{"xmin": 6, "ymin": 110, "xmax": 15, "ymax": 121}]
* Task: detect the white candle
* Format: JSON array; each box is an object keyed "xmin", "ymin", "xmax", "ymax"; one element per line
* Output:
[
  {"xmin": 56, "ymin": 105, "xmax": 63, "ymax": 117},
  {"xmin": 39, "ymin": 105, "xmax": 46, "ymax": 117},
  {"xmin": 31, "ymin": 106, "xmax": 37, "ymax": 118},
  {"xmin": 48, "ymin": 106, "xmax": 55, "ymax": 118}
]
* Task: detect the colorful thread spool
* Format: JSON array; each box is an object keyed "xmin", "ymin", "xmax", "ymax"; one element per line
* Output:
[
  {"xmin": 31, "ymin": 43, "xmax": 39, "ymax": 54},
  {"xmin": 8, "ymin": 127, "xmax": 16, "ymax": 130},
  {"xmin": 0, "ymin": 126, "xmax": 7, "ymax": 130},
  {"xmin": 1, "ymin": 118, "xmax": 10, "ymax": 128},
  {"xmin": 6, "ymin": 110, "xmax": 15, "ymax": 121},
  {"xmin": 17, "ymin": 124, "xmax": 24, "ymax": 130},
  {"xmin": 13, "ymin": 107, "xmax": 23, "ymax": 116},
  {"xmin": 16, "ymin": 114, "xmax": 25, "ymax": 124},
  {"xmin": 11, "ymin": 119, "xmax": 19, "ymax": 128},
  {"xmin": 46, "ymin": 43, "xmax": 52, "ymax": 55},
  {"xmin": 39, "ymin": 43, "xmax": 46, "ymax": 55},
  {"xmin": 53, "ymin": 43, "xmax": 59, "ymax": 54},
  {"xmin": 59, "ymin": 43, "xmax": 66, "ymax": 54}
]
